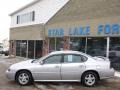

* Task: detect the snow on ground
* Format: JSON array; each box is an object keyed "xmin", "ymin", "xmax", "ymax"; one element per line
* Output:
[{"xmin": 115, "ymin": 71, "xmax": 120, "ymax": 77}]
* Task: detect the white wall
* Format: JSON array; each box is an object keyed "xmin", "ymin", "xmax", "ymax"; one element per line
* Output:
[{"xmin": 10, "ymin": 0, "xmax": 69, "ymax": 28}]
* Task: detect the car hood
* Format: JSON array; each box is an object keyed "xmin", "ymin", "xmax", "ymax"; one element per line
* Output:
[{"xmin": 10, "ymin": 59, "xmax": 36, "ymax": 70}]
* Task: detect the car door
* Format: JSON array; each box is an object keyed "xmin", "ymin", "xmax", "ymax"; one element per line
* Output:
[
  {"xmin": 61, "ymin": 54, "xmax": 86, "ymax": 81},
  {"xmin": 34, "ymin": 55, "xmax": 62, "ymax": 81}
]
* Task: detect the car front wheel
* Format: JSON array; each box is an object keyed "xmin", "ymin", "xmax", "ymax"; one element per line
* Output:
[
  {"xmin": 81, "ymin": 72, "xmax": 98, "ymax": 87},
  {"xmin": 16, "ymin": 70, "xmax": 33, "ymax": 85}
]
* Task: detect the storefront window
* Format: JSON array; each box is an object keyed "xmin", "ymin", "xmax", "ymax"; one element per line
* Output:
[
  {"xmin": 21, "ymin": 40, "xmax": 27, "ymax": 57},
  {"xmin": 56, "ymin": 38, "xmax": 64, "ymax": 51},
  {"xmin": 16, "ymin": 40, "xmax": 43, "ymax": 59},
  {"xmin": 16, "ymin": 41, "xmax": 21, "ymax": 56},
  {"xmin": 28, "ymin": 41, "xmax": 34, "ymax": 59},
  {"xmin": 70, "ymin": 37, "xmax": 86, "ymax": 53},
  {"xmin": 109, "ymin": 37, "xmax": 120, "ymax": 70},
  {"xmin": 87, "ymin": 37, "xmax": 107, "ymax": 56},
  {"xmin": 49, "ymin": 38, "xmax": 64, "ymax": 52},
  {"xmin": 35, "ymin": 41, "xmax": 43, "ymax": 59},
  {"xmin": 49, "ymin": 38, "xmax": 55, "ymax": 52}
]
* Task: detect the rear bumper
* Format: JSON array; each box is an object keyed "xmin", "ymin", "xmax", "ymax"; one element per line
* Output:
[{"xmin": 100, "ymin": 68, "xmax": 115, "ymax": 79}]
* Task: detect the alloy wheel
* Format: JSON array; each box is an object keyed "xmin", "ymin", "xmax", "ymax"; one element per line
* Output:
[
  {"xmin": 84, "ymin": 74, "xmax": 96, "ymax": 86},
  {"xmin": 18, "ymin": 73, "xmax": 29, "ymax": 85}
]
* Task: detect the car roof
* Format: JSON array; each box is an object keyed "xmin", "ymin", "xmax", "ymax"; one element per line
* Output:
[{"xmin": 49, "ymin": 50, "xmax": 85, "ymax": 55}]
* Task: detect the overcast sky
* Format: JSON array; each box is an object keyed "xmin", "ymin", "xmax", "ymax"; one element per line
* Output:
[{"xmin": 0, "ymin": 0, "xmax": 34, "ymax": 42}]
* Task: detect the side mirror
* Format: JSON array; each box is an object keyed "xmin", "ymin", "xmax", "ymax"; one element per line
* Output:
[{"xmin": 40, "ymin": 60, "xmax": 44, "ymax": 65}]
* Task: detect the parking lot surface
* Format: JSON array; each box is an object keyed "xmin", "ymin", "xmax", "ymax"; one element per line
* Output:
[{"xmin": 0, "ymin": 55, "xmax": 120, "ymax": 90}]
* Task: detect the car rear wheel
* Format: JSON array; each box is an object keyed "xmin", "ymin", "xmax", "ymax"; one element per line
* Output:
[
  {"xmin": 81, "ymin": 72, "xmax": 98, "ymax": 87},
  {"xmin": 16, "ymin": 70, "xmax": 33, "ymax": 85}
]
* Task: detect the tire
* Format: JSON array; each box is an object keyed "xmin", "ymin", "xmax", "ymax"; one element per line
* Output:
[
  {"xmin": 15, "ymin": 70, "xmax": 33, "ymax": 86},
  {"xmin": 5, "ymin": 53, "xmax": 8, "ymax": 56},
  {"xmin": 81, "ymin": 72, "xmax": 98, "ymax": 87}
]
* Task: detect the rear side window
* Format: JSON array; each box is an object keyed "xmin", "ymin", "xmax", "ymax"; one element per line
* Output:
[{"xmin": 64, "ymin": 54, "xmax": 83, "ymax": 63}]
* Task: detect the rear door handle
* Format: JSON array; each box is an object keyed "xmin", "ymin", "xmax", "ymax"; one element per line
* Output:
[
  {"xmin": 79, "ymin": 65, "xmax": 85, "ymax": 68},
  {"xmin": 55, "ymin": 66, "xmax": 59, "ymax": 68}
]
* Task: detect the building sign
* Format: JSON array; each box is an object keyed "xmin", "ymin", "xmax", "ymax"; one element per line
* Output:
[
  {"xmin": 69, "ymin": 26, "xmax": 90, "ymax": 36},
  {"xmin": 48, "ymin": 23, "xmax": 120, "ymax": 37},
  {"xmin": 48, "ymin": 28, "xmax": 64, "ymax": 37},
  {"xmin": 98, "ymin": 24, "xmax": 120, "ymax": 35}
]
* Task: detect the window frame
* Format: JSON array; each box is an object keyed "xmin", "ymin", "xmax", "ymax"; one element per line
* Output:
[
  {"xmin": 16, "ymin": 15, "xmax": 20, "ymax": 24},
  {"xmin": 16, "ymin": 11, "xmax": 35, "ymax": 24},
  {"xmin": 32, "ymin": 11, "xmax": 35, "ymax": 21}
]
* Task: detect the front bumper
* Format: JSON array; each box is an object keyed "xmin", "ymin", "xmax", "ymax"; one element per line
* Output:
[{"xmin": 6, "ymin": 70, "xmax": 15, "ymax": 80}]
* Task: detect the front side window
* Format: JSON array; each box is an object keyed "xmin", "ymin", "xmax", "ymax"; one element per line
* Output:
[
  {"xmin": 64, "ymin": 54, "xmax": 83, "ymax": 63},
  {"xmin": 44, "ymin": 55, "xmax": 62, "ymax": 64}
]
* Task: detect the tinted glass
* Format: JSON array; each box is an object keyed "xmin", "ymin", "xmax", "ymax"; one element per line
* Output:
[
  {"xmin": 56, "ymin": 38, "xmax": 64, "ymax": 51},
  {"xmin": 16, "ymin": 41, "xmax": 21, "ymax": 56},
  {"xmin": 49, "ymin": 38, "xmax": 55, "ymax": 52},
  {"xmin": 70, "ymin": 37, "xmax": 86, "ymax": 53},
  {"xmin": 35, "ymin": 41, "xmax": 43, "ymax": 59},
  {"xmin": 109, "ymin": 37, "xmax": 120, "ymax": 70},
  {"xmin": 21, "ymin": 41, "xmax": 27, "ymax": 57},
  {"xmin": 87, "ymin": 37, "xmax": 107, "ymax": 57},
  {"xmin": 28, "ymin": 41, "xmax": 34, "ymax": 59},
  {"xmin": 44, "ymin": 55, "xmax": 62, "ymax": 64}
]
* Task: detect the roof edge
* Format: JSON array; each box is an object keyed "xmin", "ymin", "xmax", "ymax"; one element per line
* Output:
[
  {"xmin": 45, "ymin": 0, "xmax": 70, "ymax": 24},
  {"xmin": 9, "ymin": 0, "xmax": 40, "ymax": 16}
]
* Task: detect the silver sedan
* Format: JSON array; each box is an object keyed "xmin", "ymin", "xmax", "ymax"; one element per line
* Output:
[{"xmin": 6, "ymin": 51, "xmax": 115, "ymax": 87}]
